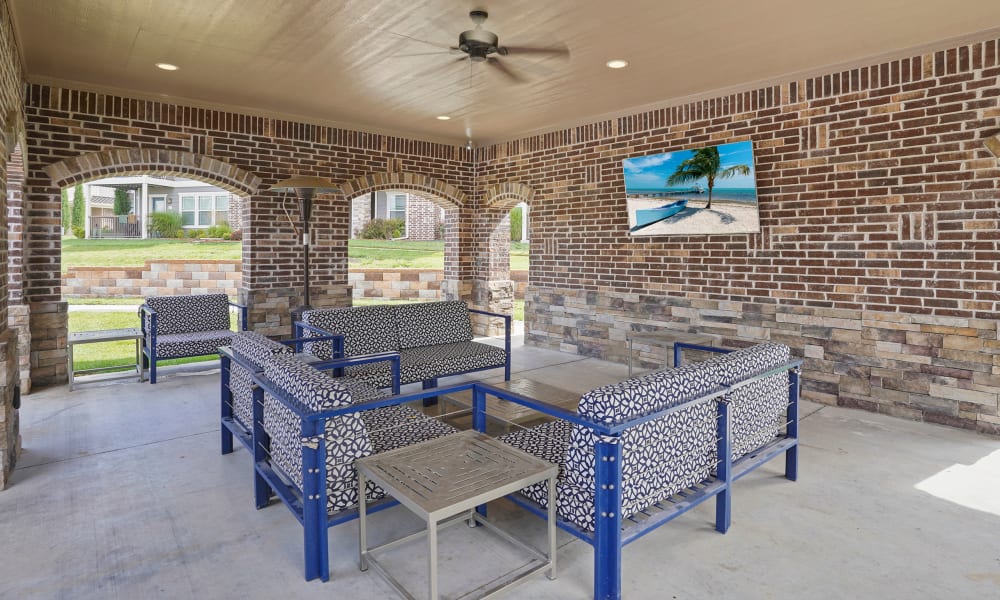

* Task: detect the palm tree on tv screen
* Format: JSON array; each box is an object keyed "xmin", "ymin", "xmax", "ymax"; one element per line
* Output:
[{"xmin": 666, "ymin": 146, "xmax": 750, "ymax": 210}]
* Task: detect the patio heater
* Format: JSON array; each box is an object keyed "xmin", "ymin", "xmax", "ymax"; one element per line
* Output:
[{"xmin": 269, "ymin": 176, "xmax": 340, "ymax": 324}]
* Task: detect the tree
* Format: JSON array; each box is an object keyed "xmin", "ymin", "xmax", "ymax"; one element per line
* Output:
[
  {"xmin": 113, "ymin": 188, "xmax": 132, "ymax": 215},
  {"xmin": 666, "ymin": 146, "xmax": 750, "ymax": 210},
  {"xmin": 510, "ymin": 206, "xmax": 522, "ymax": 242},
  {"xmin": 71, "ymin": 184, "xmax": 85, "ymax": 231},
  {"xmin": 61, "ymin": 187, "xmax": 70, "ymax": 234}
]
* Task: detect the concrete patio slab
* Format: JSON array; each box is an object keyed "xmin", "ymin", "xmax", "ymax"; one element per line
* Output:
[{"xmin": 1, "ymin": 339, "xmax": 998, "ymax": 599}]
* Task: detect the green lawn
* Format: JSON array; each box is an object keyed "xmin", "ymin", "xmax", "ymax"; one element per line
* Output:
[{"xmin": 62, "ymin": 239, "xmax": 530, "ymax": 272}]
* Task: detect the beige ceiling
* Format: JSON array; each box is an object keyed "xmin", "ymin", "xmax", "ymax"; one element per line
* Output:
[{"xmin": 11, "ymin": 1, "xmax": 1000, "ymax": 145}]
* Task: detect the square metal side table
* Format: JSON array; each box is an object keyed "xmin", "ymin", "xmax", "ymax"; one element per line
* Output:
[
  {"xmin": 67, "ymin": 328, "xmax": 144, "ymax": 391},
  {"xmin": 357, "ymin": 430, "xmax": 557, "ymax": 600}
]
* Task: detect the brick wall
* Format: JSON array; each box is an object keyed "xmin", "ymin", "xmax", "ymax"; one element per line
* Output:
[
  {"xmin": 0, "ymin": 0, "xmax": 23, "ymax": 487},
  {"xmin": 405, "ymin": 194, "xmax": 443, "ymax": 240},
  {"xmin": 24, "ymin": 89, "xmax": 477, "ymax": 385},
  {"xmin": 484, "ymin": 38, "xmax": 1000, "ymax": 434},
  {"xmin": 63, "ymin": 260, "xmax": 241, "ymax": 298}
]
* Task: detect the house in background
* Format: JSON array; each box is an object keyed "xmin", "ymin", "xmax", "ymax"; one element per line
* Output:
[
  {"xmin": 82, "ymin": 176, "xmax": 243, "ymax": 239},
  {"xmin": 350, "ymin": 190, "xmax": 528, "ymax": 241}
]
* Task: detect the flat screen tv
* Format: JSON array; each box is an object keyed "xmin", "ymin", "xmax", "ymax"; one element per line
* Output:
[{"xmin": 622, "ymin": 140, "xmax": 760, "ymax": 236}]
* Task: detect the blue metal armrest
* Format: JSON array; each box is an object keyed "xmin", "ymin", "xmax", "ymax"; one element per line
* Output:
[
  {"xmin": 469, "ymin": 307, "xmax": 512, "ymax": 380},
  {"xmin": 293, "ymin": 320, "xmax": 345, "ymax": 358},
  {"xmin": 280, "ymin": 331, "xmax": 341, "ymax": 354},
  {"xmin": 672, "ymin": 341, "xmax": 735, "ymax": 368},
  {"xmin": 228, "ymin": 301, "xmax": 249, "ymax": 331}
]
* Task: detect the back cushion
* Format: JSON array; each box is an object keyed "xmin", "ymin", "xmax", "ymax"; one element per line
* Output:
[
  {"xmin": 562, "ymin": 361, "xmax": 720, "ymax": 529},
  {"xmin": 228, "ymin": 331, "xmax": 291, "ymax": 427},
  {"xmin": 394, "ymin": 301, "xmax": 473, "ymax": 349},
  {"xmin": 710, "ymin": 343, "xmax": 792, "ymax": 459},
  {"xmin": 146, "ymin": 294, "xmax": 231, "ymax": 335},
  {"xmin": 263, "ymin": 353, "xmax": 355, "ymax": 411},
  {"xmin": 302, "ymin": 305, "xmax": 399, "ymax": 359}
]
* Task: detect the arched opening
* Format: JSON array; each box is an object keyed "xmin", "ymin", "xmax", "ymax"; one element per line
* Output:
[
  {"xmin": 338, "ymin": 173, "xmax": 467, "ymax": 309},
  {"xmin": 479, "ymin": 183, "xmax": 535, "ymax": 337},
  {"xmin": 28, "ymin": 150, "xmax": 260, "ymax": 385}
]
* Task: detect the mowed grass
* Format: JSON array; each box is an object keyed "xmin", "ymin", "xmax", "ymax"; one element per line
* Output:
[
  {"xmin": 68, "ymin": 311, "xmax": 234, "ymax": 373},
  {"xmin": 62, "ymin": 239, "xmax": 530, "ymax": 271}
]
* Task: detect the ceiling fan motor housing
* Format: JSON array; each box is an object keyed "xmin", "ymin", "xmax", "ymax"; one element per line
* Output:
[{"xmin": 459, "ymin": 29, "xmax": 500, "ymax": 62}]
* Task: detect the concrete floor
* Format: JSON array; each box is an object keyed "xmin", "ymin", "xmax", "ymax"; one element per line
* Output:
[{"xmin": 2, "ymin": 337, "xmax": 999, "ymax": 599}]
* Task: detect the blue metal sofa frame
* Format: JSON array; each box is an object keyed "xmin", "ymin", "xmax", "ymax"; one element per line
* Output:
[
  {"xmin": 473, "ymin": 342, "xmax": 803, "ymax": 600},
  {"xmin": 218, "ymin": 330, "xmax": 343, "ymax": 455},
  {"xmin": 140, "ymin": 299, "xmax": 248, "ymax": 384}
]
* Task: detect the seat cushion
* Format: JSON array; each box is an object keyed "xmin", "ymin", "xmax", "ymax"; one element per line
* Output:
[
  {"xmin": 394, "ymin": 301, "xmax": 473, "ymax": 349},
  {"xmin": 301, "ymin": 305, "xmax": 398, "ymax": 360},
  {"xmin": 361, "ymin": 405, "xmax": 458, "ymax": 454},
  {"xmin": 228, "ymin": 331, "xmax": 291, "ymax": 429},
  {"xmin": 145, "ymin": 293, "xmax": 231, "ymax": 335},
  {"xmin": 155, "ymin": 330, "xmax": 236, "ymax": 359},
  {"xmin": 345, "ymin": 341, "xmax": 507, "ymax": 388}
]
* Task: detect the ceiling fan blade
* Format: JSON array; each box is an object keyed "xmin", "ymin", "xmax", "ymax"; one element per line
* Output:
[
  {"xmin": 487, "ymin": 58, "xmax": 526, "ymax": 84},
  {"xmin": 500, "ymin": 44, "xmax": 570, "ymax": 58},
  {"xmin": 391, "ymin": 51, "xmax": 454, "ymax": 58}
]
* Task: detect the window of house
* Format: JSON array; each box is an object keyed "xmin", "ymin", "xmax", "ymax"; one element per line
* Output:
[
  {"xmin": 181, "ymin": 193, "xmax": 230, "ymax": 227},
  {"xmin": 389, "ymin": 193, "xmax": 407, "ymax": 222},
  {"xmin": 151, "ymin": 195, "xmax": 166, "ymax": 213}
]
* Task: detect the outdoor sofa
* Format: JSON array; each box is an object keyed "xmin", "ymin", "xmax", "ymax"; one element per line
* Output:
[{"xmin": 294, "ymin": 300, "xmax": 511, "ymax": 390}]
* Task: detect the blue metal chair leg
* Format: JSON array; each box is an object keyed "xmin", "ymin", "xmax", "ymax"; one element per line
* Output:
[
  {"xmin": 421, "ymin": 378, "xmax": 439, "ymax": 407},
  {"xmin": 594, "ymin": 439, "xmax": 623, "ymax": 600},
  {"xmin": 785, "ymin": 368, "xmax": 801, "ymax": 481},
  {"xmin": 301, "ymin": 420, "xmax": 329, "ymax": 582},
  {"xmin": 220, "ymin": 356, "xmax": 234, "ymax": 455},
  {"xmin": 715, "ymin": 401, "xmax": 732, "ymax": 533}
]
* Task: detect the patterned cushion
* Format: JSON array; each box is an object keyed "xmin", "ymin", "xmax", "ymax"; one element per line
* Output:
[
  {"xmin": 361, "ymin": 405, "xmax": 458, "ymax": 454},
  {"xmin": 394, "ymin": 301, "xmax": 473, "ymax": 350},
  {"xmin": 145, "ymin": 294, "xmax": 231, "ymax": 335},
  {"xmin": 227, "ymin": 332, "xmax": 291, "ymax": 429},
  {"xmin": 708, "ymin": 343, "xmax": 791, "ymax": 459},
  {"xmin": 345, "ymin": 341, "xmax": 507, "ymax": 388},
  {"xmin": 301, "ymin": 305, "xmax": 398, "ymax": 360},
  {"xmin": 155, "ymin": 330, "xmax": 236, "ymax": 359}
]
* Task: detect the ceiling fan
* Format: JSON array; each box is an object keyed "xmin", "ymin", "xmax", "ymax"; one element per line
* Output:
[{"xmin": 402, "ymin": 10, "xmax": 570, "ymax": 83}]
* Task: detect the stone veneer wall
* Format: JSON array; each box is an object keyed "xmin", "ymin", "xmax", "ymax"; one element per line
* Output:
[
  {"xmin": 486, "ymin": 38, "xmax": 1000, "ymax": 435},
  {"xmin": 63, "ymin": 260, "xmax": 240, "ymax": 298}
]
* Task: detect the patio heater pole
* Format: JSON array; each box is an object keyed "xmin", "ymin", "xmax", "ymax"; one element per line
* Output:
[{"xmin": 269, "ymin": 177, "xmax": 340, "ymax": 326}]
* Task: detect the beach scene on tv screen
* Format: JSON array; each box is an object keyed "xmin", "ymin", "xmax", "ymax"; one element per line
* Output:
[{"xmin": 623, "ymin": 140, "xmax": 760, "ymax": 236}]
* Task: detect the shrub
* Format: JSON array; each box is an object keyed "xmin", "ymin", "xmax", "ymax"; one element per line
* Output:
[
  {"xmin": 222, "ymin": 232, "xmax": 231, "ymax": 240},
  {"xmin": 206, "ymin": 222, "xmax": 231, "ymax": 238},
  {"xmin": 360, "ymin": 218, "xmax": 405, "ymax": 240},
  {"xmin": 71, "ymin": 185, "xmax": 85, "ymax": 230},
  {"xmin": 510, "ymin": 206, "xmax": 523, "ymax": 241},
  {"xmin": 61, "ymin": 188, "xmax": 71, "ymax": 234},
  {"xmin": 72, "ymin": 226, "xmax": 85, "ymax": 239},
  {"xmin": 113, "ymin": 188, "xmax": 132, "ymax": 215},
  {"xmin": 230, "ymin": 229, "xmax": 243, "ymax": 241},
  {"xmin": 186, "ymin": 228, "xmax": 204, "ymax": 239},
  {"xmin": 148, "ymin": 211, "xmax": 183, "ymax": 238}
]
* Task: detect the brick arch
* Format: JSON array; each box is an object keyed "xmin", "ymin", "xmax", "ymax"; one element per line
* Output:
[
  {"xmin": 44, "ymin": 149, "xmax": 261, "ymax": 195},
  {"xmin": 482, "ymin": 182, "xmax": 535, "ymax": 210},
  {"xmin": 338, "ymin": 172, "xmax": 467, "ymax": 209}
]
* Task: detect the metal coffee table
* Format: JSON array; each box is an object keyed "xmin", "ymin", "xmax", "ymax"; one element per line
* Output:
[
  {"xmin": 357, "ymin": 430, "xmax": 558, "ymax": 600},
  {"xmin": 67, "ymin": 327, "xmax": 144, "ymax": 390}
]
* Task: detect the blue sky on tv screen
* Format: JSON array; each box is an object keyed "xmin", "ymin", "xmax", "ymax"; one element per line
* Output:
[{"xmin": 622, "ymin": 140, "xmax": 756, "ymax": 192}]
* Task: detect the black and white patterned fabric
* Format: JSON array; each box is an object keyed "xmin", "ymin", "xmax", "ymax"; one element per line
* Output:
[
  {"xmin": 145, "ymin": 294, "xmax": 231, "ymax": 335},
  {"xmin": 345, "ymin": 341, "xmax": 508, "ymax": 388},
  {"xmin": 301, "ymin": 305, "xmax": 398, "ymax": 360},
  {"xmin": 156, "ymin": 330, "xmax": 236, "ymax": 359},
  {"xmin": 394, "ymin": 301, "xmax": 473, "ymax": 350},
  {"xmin": 707, "ymin": 343, "xmax": 791, "ymax": 459},
  {"xmin": 227, "ymin": 331, "xmax": 291, "ymax": 428},
  {"xmin": 261, "ymin": 354, "xmax": 456, "ymax": 513},
  {"xmin": 502, "ymin": 361, "xmax": 721, "ymax": 533}
]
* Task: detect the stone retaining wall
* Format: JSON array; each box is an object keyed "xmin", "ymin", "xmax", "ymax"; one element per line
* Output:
[
  {"xmin": 349, "ymin": 269, "xmax": 527, "ymax": 300},
  {"xmin": 63, "ymin": 260, "xmax": 241, "ymax": 298}
]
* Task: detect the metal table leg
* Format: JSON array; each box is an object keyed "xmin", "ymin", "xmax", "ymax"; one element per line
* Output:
[
  {"xmin": 68, "ymin": 342, "xmax": 75, "ymax": 391},
  {"xmin": 359, "ymin": 471, "xmax": 369, "ymax": 572},
  {"xmin": 547, "ymin": 475, "xmax": 557, "ymax": 580},
  {"xmin": 428, "ymin": 516, "xmax": 438, "ymax": 600}
]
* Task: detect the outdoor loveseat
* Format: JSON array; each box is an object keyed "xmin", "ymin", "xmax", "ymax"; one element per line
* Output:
[
  {"xmin": 483, "ymin": 342, "xmax": 802, "ymax": 600},
  {"xmin": 140, "ymin": 293, "xmax": 246, "ymax": 383},
  {"xmin": 227, "ymin": 338, "xmax": 457, "ymax": 581},
  {"xmin": 295, "ymin": 300, "xmax": 511, "ymax": 391}
]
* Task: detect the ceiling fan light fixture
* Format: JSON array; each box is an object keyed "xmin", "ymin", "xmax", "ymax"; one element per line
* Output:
[
  {"xmin": 606, "ymin": 59, "xmax": 629, "ymax": 69},
  {"xmin": 155, "ymin": 62, "xmax": 179, "ymax": 71},
  {"xmin": 436, "ymin": 115, "xmax": 451, "ymax": 120}
]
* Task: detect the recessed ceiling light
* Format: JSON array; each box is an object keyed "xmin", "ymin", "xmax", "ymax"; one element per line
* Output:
[
  {"xmin": 436, "ymin": 115, "xmax": 451, "ymax": 121},
  {"xmin": 606, "ymin": 59, "xmax": 629, "ymax": 69},
  {"xmin": 155, "ymin": 63, "xmax": 179, "ymax": 71}
]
